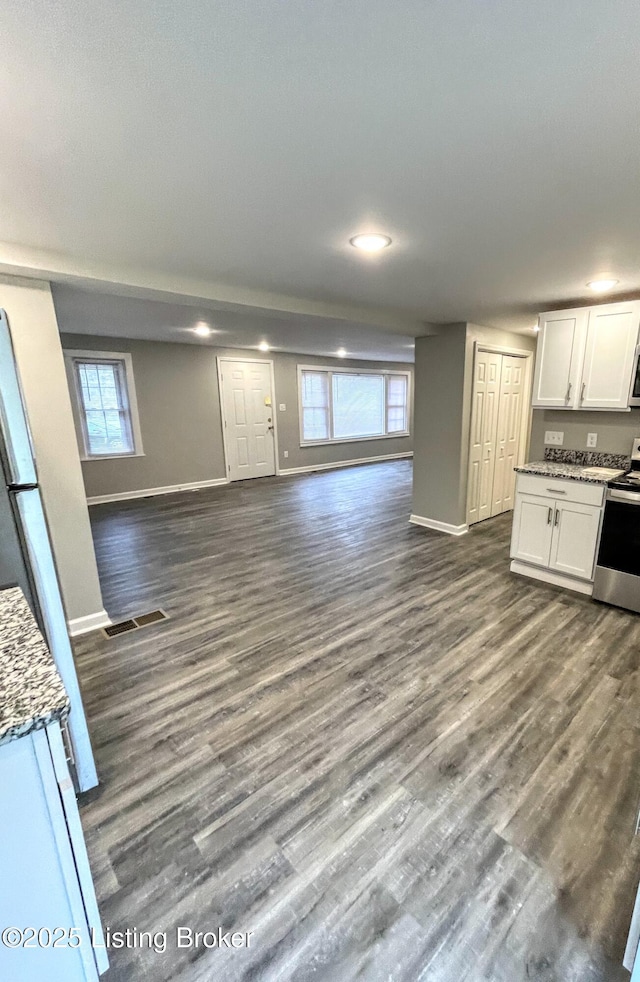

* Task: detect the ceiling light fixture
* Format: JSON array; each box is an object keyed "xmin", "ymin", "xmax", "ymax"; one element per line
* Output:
[
  {"xmin": 587, "ymin": 278, "xmax": 619, "ymax": 293},
  {"xmin": 336, "ymin": 347, "xmax": 347, "ymax": 358},
  {"xmin": 193, "ymin": 323, "xmax": 211, "ymax": 337},
  {"xmin": 349, "ymin": 233, "xmax": 392, "ymax": 253},
  {"xmin": 258, "ymin": 341, "xmax": 270, "ymax": 352}
]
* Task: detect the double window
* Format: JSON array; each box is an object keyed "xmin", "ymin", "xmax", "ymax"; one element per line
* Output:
[
  {"xmin": 299, "ymin": 367, "xmax": 410, "ymax": 445},
  {"xmin": 65, "ymin": 351, "xmax": 143, "ymax": 459}
]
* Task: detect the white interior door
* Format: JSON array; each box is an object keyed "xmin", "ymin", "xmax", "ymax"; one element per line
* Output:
[
  {"xmin": 467, "ymin": 350, "xmax": 501, "ymax": 525},
  {"xmin": 491, "ymin": 355, "xmax": 524, "ymax": 516},
  {"xmin": 219, "ymin": 360, "xmax": 276, "ymax": 481}
]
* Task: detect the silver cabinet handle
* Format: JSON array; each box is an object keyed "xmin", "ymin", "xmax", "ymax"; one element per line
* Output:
[
  {"xmin": 546, "ymin": 488, "xmax": 567, "ymax": 494},
  {"xmin": 547, "ymin": 507, "xmax": 553, "ymax": 525},
  {"xmin": 565, "ymin": 381, "xmax": 572, "ymax": 403},
  {"xmin": 581, "ymin": 381, "xmax": 586, "ymax": 404},
  {"xmin": 554, "ymin": 508, "xmax": 560, "ymax": 527}
]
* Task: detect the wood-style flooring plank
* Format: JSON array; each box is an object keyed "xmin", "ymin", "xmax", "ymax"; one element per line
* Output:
[{"xmin": 72, "ymin": 461, "xmax": 640, "ymax": 981}]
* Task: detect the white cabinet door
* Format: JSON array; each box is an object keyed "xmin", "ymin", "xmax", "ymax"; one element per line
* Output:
[
  {"xmin": 549, "ymin": 501, "xmax": 602, "ymax": 580},
  {"xmin": 579, "ymin": 301, "xmax": 640, "ymax": 409},
  {"xmin": 510, "ymin": 493, "xmax": 554, "ymax": 566},
  {"xmin": 531, "ymin": 309, "xmax": 588, "ymax": 408},
  {"xmin": 467, "ymin": 349, "xmax": 501, "ymax": 524},
  {"xmin": 0, "ymin": 730, "xmax": 99, "ymax": 982},
  {"xmin": 492, "ymin": 355, "xmax": 524, "ymax": 516}
]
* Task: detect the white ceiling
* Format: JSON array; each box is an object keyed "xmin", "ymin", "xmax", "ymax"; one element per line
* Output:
[
  {"xmin": 2, "ymin": 1, "xmax": 640, "ymax": 346},
  {"xmin": 52, "ymin": 284, "xmax": 416, "ymax": 362}
]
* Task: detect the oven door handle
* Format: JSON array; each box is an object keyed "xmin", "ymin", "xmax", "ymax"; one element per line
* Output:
[{"xmin": 607, "ymin": 489, "xmax": 640, "ymax": 504}]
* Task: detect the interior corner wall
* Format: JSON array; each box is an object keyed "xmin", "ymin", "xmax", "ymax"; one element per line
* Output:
[
  {"xmin": 411, "ymin": 322, "xmax": 537, "ymax": 531},
  {"xmin": 412, "ymin": 325, "xmax": 468, "ymax": 527},
  {"xmin": 59, "ymin": 334, "xmax": 414, "ymax": 499},
  {"xmin": 0, "ymin": 277, "xmax": 104, "ymax": 622}
]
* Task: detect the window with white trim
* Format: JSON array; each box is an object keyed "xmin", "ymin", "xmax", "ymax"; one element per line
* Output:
[
  {"xmin": 64, "ymin": 351, "xmax": 143, "ymax": 459},
  {"xmin": 298, "ymin": 367, "xmax": 410, "ymax": 445}
]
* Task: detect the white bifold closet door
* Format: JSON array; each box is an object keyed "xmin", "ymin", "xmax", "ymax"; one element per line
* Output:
[{"xmin": 467, "ymin": 351, "xmax": 526, "ymax": 526}]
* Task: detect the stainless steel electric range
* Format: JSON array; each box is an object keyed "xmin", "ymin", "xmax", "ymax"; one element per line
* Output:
[{"xmin": 593, "ymin": 442, "xmax": 640, "ymax": 613}]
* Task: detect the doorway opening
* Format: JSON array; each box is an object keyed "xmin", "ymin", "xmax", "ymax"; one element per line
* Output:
[{"xmin": 466, "ymin": 344, "xmax": 532, "ymax": 526}]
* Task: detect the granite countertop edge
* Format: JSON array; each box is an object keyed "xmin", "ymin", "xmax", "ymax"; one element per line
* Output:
[
  {"xmin": 0, "ymin": 586, "xmax": 70, "ymax": 747},
  {"xmin": 514, "ymin": 461, "xmax": 616, "ymax": 484}
]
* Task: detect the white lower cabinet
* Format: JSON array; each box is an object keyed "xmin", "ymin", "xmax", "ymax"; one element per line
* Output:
[
  {"xmin": 510, "ymin": 475, "xmax": 604, "ymax": 592},
  {"xmin": 0, "ymin": 722, "xmax": 107, "ymax": 981},
  {"xmin": 548, "ymin": 500, "xmax": 602, "ymax": 580},
  {"xmin": 511, "ymin": 494, "xmax": 554, "ymax": 566}
]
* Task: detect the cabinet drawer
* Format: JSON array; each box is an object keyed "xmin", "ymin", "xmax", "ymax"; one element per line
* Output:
[{"xmin": 516, "ymin": 474, "xmax": 604, "ymax": 507}]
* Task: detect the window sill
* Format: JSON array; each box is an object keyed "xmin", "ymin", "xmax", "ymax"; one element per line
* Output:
[
  {"xmin": 300, "ymin": 432, "xmax": 410, "ymax": 448},
  {"xmin": 81, "ymin": 451, "xmax": 145, "ymax": 462}
]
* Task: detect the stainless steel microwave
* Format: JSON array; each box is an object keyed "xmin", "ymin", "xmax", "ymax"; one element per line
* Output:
[{"xmin": 630, "ymin": 344, "xmax": 640, "ymax": 406}]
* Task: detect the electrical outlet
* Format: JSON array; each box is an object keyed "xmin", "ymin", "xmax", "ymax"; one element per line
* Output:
[
  {"xmin": 279, "ymin": 403, "xmax": 286, "ymax": 411},
  {"xmin": 586, "ymin": 432, "xmax": 597, "ymax": 448},
  {"xmin": 544, "ymin": 431, "xmax": 564, "ymax": 446},
  {"xmin": 283, "ymin": 450, "xmax": 289, "ymax": 458}
]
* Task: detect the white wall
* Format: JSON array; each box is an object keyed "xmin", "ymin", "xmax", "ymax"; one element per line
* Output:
[{"xmin": 0, "ymin": 276, "xmax": 105, "ymax": 626}]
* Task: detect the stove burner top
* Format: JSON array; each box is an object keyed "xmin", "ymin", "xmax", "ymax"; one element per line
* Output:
[{"xmin": 609, "ymin": 471, "xmax": 640, "ymax": 492}]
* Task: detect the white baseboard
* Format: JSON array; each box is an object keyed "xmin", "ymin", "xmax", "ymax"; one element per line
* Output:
[
  {"xmin": 67, "ymin": 609, "xmax": 111, "ymax": 637},
  {"xmin": 87, "ymin": 477, "xmax": 229, "ymax": 506},
  {"xmin": 510, "ymin": 560, "xmax": 593, "ymax": 596},
  {"xmin": 409, "ymin": 513, "xmax": 469, "ymax": 536},
  {"xmin": 279, "ymin": 452, "xmax": 413, "ymax": 477}
]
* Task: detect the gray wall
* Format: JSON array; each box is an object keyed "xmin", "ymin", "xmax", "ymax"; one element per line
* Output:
[
  {"xmin": 529, "ymin": 408, "xmax": 640, "ymax": 459},
  {"xmin": 60, "ymin": 334, "xmax": 413, "ymax": 499},
  {"xmin": 412, "ymin": 325, "xmax": 468, "ymax": 527},
  {"xmin": 1, "ymin": 280, "xmax": 104, "ymax": 623},
  {"xmin": 412, "ymin": 322, "xmax": 536, "ymax": 528},
  {"xmin": 62, "ymin": 334, "xmax": 227, "ymax": 498},
  {"xmin": 272, "ymin": 351, "xmax": 413, "ymax": 470}
]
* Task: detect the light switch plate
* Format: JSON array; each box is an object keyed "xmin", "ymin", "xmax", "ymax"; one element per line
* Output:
[
  {"xmin": 544, "ymin": 431, "xmax": 564, "ymax": 446},
  {"xmin": 586, "ymin": 433, "xmax": 597, "ymax": 448},
  {"xmin": 283, "ymin": 450, "xmax": 289, "ymax": 458},
  {"xmin": 279, "ymin": 404, "xmax": 286, "ymax": 411}
]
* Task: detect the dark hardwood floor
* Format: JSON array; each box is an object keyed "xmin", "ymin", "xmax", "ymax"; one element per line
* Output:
[{"xmin": 73, "ymin": 460, "xmax": 640, "ymax": 982}]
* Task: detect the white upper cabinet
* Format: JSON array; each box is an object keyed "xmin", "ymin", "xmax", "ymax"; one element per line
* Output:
[
  {"xmin": 580, "ymin": 302, "xmax": 640, "ymax": 410},
  {"xmin": 531, "ymin": 309, "xmax": 588, "ymax": 408},
  {"xmin": 531, "ymin": 301, "xmax": 640, "ymax": 411}
]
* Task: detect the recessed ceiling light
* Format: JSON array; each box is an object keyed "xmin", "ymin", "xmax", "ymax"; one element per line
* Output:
[
  {"xmin": 349, "ymin": 233, "xmax": 392, "ymax": 252},
  {"xmin": 258, "ymin": 341, "xmax": 270, "ymax": 352},
  {"xmin": 336, "ymin": 347, "xmax": 347, "ymax": 358},
  {"xmin": 587, "ymin": 278, "xmax": 619, "ymax": 293},
  {"xmin": 193, "ymin": 322, "xmax": 211, "ymax": 336}
]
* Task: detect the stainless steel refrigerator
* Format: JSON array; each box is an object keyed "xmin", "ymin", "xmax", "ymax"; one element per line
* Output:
[{"xmin": 0, "ymin": 308, "xmax": 98, "ymax": 791}]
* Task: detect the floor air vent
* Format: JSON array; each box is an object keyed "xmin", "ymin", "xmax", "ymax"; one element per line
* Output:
[{"xmin": 102, "ymin": 609, "xmax": 169, "ymax": 639}]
